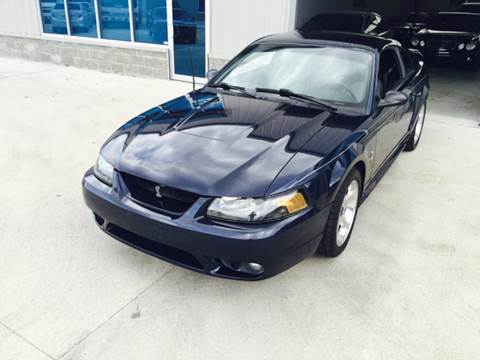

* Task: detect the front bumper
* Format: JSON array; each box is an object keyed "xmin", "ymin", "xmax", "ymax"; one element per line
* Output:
[
  {"xmin": 420, "ymin": 48, "xmax": 480, "ymax": 64},
  {"xmin": 82, "ymin": 169, "xmax": 329, "ymax": 280}
]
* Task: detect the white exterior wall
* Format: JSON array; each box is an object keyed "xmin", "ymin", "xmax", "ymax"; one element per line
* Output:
[
  {"xmin": 209, "ymin": 0, "xmax": 296, "ymax": 61},
  {"xmin": 0, "ymin": 0, "xmax": 42, "ymax": 37}
]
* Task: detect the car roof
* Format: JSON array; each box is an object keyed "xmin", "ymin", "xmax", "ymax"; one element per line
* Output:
[{"xmin": 254, "ymin": 31, "xmax": 396, "ymax": 52}]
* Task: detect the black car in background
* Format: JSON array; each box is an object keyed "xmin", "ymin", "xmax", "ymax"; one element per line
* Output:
[
  {"xmin": 299, "ymin": 11, "xmax": 393, "ymax": 38},
  {"xmin": 391, "ymin": 12, "xmax": 431, "ymax": 47},
  {"xmin": 458, "ymin": 2, "xmax": 480, "ymax": 13},
  {"xmin": 410, "ymin": 12, "xmax": 480, "ymax": 65}
]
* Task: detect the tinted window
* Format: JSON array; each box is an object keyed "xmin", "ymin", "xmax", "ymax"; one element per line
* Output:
[
  {"xmin": 68, "ymin": 0, "xmax": 97, "ymax": 38},
  {"xmin": 40, "ymin": 0, "xmax": 67, "ymax": 34},
  {"xmin": 99, "ymin": 0, "xmax": 131, "ymax": 41},
  {"xmin": 134, "ymin": 0, "xmax": 168, "ymax": 45},
  {"xmin": 302, "ymin": 14, "xmax": 364, "ymax": 33},
  {"xmin": 431, "ymin": 13, "xmax": 480, "ymax": 32},
  {"xmin": 217, "ymin": 45, "xmax": 374, "ymax": 107},
  {"xmin": 379, "ymin": 49, "xmax": 403, "ymax": 95}
]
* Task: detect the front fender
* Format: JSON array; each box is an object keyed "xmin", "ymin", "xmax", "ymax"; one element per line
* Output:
[{"xmin": 267, "ymin": 137, "xmax": 369, "ymax": 210}]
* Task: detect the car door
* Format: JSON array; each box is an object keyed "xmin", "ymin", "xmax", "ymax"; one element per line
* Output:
[{"xmin": 371, "ymin": 47, "xmax": 408, "ymax": 173}]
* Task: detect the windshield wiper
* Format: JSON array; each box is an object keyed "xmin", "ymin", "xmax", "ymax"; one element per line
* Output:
[
  {"xmin": 255, "ymin": 87, "xmax": 337, "ymax": 112},
  {"xmin": 207, "ymin": 83, "xmax": 256, "ymax": 99}
]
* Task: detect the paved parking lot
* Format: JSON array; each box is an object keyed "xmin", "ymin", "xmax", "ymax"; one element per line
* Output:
[{"xmin": 1, "ymin": 57, "xmax": 479, "ymax": 360}]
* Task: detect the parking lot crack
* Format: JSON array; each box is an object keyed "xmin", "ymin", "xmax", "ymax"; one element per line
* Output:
[
  {"xmin": 56, "ymin": 266, "xmax": 175, "ymax": 360},
  {"xmin": 0, "ymin": 67, "xmax": 61, "ymax": 80},
  {"xmin": 0, "ymin": 321, "xmax": 56, "ymax": 360}
]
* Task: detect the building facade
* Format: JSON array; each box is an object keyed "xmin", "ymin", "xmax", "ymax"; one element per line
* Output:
[
  {"xmin": 0, "ymin": 0, "xmax": 295, "ymax": 81},
  {"xmin": 0, "ymin": 0, "xmax": 459, "ymax": 81}
]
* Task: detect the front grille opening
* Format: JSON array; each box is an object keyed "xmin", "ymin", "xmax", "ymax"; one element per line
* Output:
[
  {"xmin": 106, "ymin": 223, "xmax": 203, "ymax": 270},
  {"xmin": 121, "ymin": 172, "xmax": 199, "ymax": 217}
]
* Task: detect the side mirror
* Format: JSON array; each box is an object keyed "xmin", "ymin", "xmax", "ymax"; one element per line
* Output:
[
  {"xmin": 206, "ymin": 69, "xmax": 219, "ymax": 80},
  {"xmin": 378, "ymin": 91, "xmax": 409, "ymax": 108}
]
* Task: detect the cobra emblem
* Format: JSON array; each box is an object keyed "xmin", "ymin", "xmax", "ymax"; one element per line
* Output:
[{"xmin": 155, "ymin": 185, "xmax": 163, "ymax": 198}]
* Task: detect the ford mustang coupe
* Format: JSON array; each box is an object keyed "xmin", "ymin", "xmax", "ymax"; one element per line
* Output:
[{"xmin": 83, "ymin": 32, "xmax": 429, "ymax": 280}]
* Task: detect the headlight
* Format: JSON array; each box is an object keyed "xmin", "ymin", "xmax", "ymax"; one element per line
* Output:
[
  {"xmin": 458, "ymin": 43, "xmax": 465, "ymax": 51},
  {"xmin": 411, "ymin": 37, "xmax": 420, "ymax": 46},
  {"xmin": 94, "ymin": 154, "xmax": 114, "ymax": 186},
  {"xmin": 207, "ymin": 191, "xmax": 308, "ymax": 223},
  {"xmin": 466, "ymin": 42, "xmax": 477, "ymax": 51},
  {"xmin": 420, "ymin": 40, "xmax": 426, "ymax": 47}
]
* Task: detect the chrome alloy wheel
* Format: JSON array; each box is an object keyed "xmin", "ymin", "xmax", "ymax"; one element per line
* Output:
[
  {"xmin": 414, "ymin": 105, "xmax": 426, "ymax": 145},
  {"xmin": 336, "ymin": 180, "xmax": 360, "ymax": 247}
]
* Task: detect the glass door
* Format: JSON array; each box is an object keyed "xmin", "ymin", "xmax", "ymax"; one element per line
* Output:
[{"xmin": 169, "ymin": 0, "xmax": 206, "ymax": 81}]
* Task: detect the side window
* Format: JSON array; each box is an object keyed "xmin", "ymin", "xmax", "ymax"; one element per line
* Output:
[
  {"xmin": 378, "ymin": 49, "xmax": 403, "ymax": 96},
  {"xmin": 398, "ymin": 48, "xmax": 416, "ymax": 76}
]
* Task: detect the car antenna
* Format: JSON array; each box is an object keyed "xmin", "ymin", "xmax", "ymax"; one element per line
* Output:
[{"xmin": 187, "ymin": 47, "xmax": 198, "ymax": 107}]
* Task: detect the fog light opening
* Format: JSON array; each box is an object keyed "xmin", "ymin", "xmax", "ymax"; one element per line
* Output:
[
  {"xmin": 94, "ymin": 213, "xmax": 105, "ymax": 227},
  {"xmin": 221, "ymin": 260, "xmax": 264, "ymax": 275}
]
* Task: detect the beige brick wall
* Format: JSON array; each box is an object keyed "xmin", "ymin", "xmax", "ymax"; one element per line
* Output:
[{"xmin": 0, "ymin": 35, "xmax": 169, "ymax": 79}]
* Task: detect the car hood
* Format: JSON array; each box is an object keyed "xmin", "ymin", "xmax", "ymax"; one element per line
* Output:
[{"xmin": 107, "ymin": 91, "xmax": 366, "ymax": 198}]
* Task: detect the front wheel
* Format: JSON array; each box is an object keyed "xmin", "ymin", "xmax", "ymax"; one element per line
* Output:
[
  {"xmin": 318, "ymin": 169, "xmax": 362, "ymax": 257},
  {"xmin": 405, "ymin": 103, "xmax": 426, "ymax": 152}
]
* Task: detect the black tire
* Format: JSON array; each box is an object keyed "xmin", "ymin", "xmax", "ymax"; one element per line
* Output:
[
  {"xmin": 318, "ymin": 168, "xmax": 362, "ymax": 257},
  {"xmin": 405, "ymin": 102, "xmax": 427, "ymax": 152}
]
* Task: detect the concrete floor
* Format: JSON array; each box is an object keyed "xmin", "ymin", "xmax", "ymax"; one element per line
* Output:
[{"xmin": 0, "ymin": 57, "xmax": 479, "ymax": 360}]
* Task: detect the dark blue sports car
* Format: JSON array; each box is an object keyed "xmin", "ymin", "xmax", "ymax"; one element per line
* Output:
[{"xmin": 83, "ymin": 31, "xmax": 429, "ymax": 280}]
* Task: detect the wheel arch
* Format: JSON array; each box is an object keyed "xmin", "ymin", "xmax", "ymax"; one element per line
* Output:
[
  {"xmin": 352, "ymin": 160, "xmax": 366, "ymax": 192},
  {"xmin": 327, "ymin": 153, "xmax": 368, "ymax": 206}
]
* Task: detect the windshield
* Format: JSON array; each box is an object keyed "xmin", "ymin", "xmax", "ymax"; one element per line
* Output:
[
  {"xmin": 302, "ymin": 14, "xmax": 364, "ymax": 33},
  {"xmin": 214, "ymin": 45, "xmax": 373, "ymax": 107},
  {"xmin": 431, "ymin": 14, "xmax": 480, "ymax": 32}
]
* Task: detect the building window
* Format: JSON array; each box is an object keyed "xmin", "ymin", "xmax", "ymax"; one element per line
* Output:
[
  {"xmin": 40, "ymin": 1, "xmax": 68, "ymax": 34},
  {"xmin": 39, "ymin": 0, "xmax": 172, "ymax": 47},
  {"xmin": 68, "ymin": 0, "xmax": 98, "ymax": 38},
  {"xmin": 98, "ymin": 0, "xmax": 131, "ymax": 41},
  {"xmin": 134, "ymin": 0, "xmax": 168, "ymax": 45}
]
